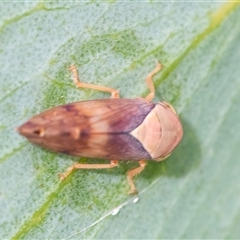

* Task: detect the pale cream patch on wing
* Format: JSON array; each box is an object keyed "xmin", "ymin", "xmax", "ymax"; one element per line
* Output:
[
  {"xmin": 130, "ymin": 107, "xmax": 162, "ymax": 158},
  {"xmin": 90, "ymin": 115, "xmax": 110, "ymax": 133}
]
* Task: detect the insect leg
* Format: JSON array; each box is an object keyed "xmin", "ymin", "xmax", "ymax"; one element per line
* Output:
[
  {"xmin": 58, "ymin": 160, "xmax": 118, "ymax": 180},
  {"xmin": 144, "ymin": 62, "xmax": 162, "ymax": 102},
  {"xmin": 68, "ymin": 65, "xmax": 119, "ymax": 98},
  {"xmin": 127, "ymin": 160, "xmax": 146, "ymax": 194}
]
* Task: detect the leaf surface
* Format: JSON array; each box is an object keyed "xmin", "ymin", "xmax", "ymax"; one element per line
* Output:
[{"xmin": 1, "ymin": 2, "xmax": 240, "ymax": 239}]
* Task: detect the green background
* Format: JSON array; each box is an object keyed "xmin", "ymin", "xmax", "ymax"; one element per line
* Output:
[{"xmin": 1, "ymin": 1, "xmax": 240, "ymax": 239}]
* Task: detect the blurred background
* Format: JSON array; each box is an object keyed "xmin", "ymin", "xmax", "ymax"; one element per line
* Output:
[{"xmin": 0, "ymin": 1, "xmax": 240, "ymax": 239}]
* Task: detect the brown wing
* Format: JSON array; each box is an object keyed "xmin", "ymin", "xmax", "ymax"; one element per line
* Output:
[{"xmin": 18, "ymin": 98, "xmax": 155, "ymax": 160}]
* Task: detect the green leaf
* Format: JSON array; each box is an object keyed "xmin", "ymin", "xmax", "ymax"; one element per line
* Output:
[{"xmin": 1, "ymin": 2, "xmax": 240, "ymax": 239}]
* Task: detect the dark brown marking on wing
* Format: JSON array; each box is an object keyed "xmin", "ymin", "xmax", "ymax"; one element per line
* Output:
[
  {"xmin": 64, "ymin": 104, "xmax": 75, "ymax": 111},
  {"xmin": 88, "ymin": 99, "xmax": 155, "ymax": 133},
  {"xmin": 104, "ymin": 133, "xmax": 151, "ymax": 160},
  {"xmin": 107, "ymin": 104, "xmax": 113, "ymax": 110},
  {"xmin": 60, "ymin": 131, "xmax": 71, "ymax": 137},
  {"xmin": 80, "ymin": 129, "xmax": 89, "ymax": 139}
]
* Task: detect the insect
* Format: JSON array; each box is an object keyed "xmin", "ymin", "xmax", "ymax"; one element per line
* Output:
[{"xmin": 18, "ymin": 62, "xmax": 183, "ymax": 194}]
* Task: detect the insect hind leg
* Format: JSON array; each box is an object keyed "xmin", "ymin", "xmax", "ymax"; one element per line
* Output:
[
  {"xmin": 68, "ymin": 65, "xmax": 119, "ymax": 98},
  {"xmin": 58, "ymin": 160, "xmax": 119, "ymax": 180},
  {"xmin": 127, "ymin": 160, "xmax": 146, "ymax": 194}
]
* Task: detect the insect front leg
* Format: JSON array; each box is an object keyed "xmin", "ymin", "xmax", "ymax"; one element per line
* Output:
[
  {"xmin": 68, "ymin": 65, "xmax": 119, "ymax": 98},
  {"xmin": 144, "ymin": 62, "xmax": 162, "ymax": 102},
  {"xmin": 127, "ymin": 160, "xmax": 147, "ymax": 194},
  {"xmin": 58, "ymin": 160, "xmax": 119, "ymax": 180}
]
